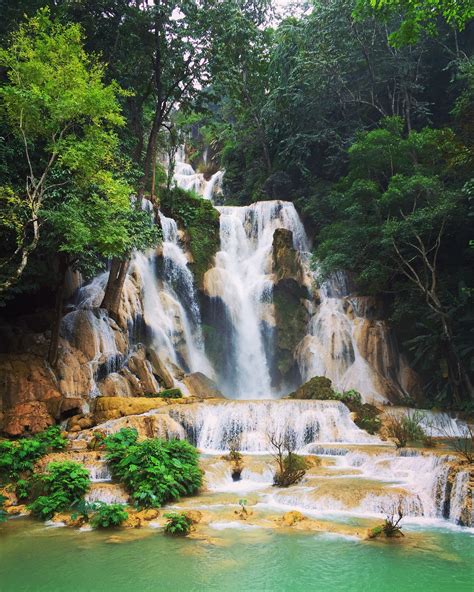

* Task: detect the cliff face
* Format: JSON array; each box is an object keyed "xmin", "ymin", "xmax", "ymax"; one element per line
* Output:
[{"xmin": 0, "ymin": 202, "xmax": 423, "ymax": 435}]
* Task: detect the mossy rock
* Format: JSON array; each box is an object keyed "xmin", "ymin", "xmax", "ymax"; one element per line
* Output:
[
  {"xmin": 160, "ymin": 186, "xmax": 220, "ymax": 285},
  {"xmin": 272, "ymin": 279, "xmax": 309, "ymax": 383},
  {"xmin": 288, "ymin": 376, "xmax": 336, "ymax": 400}
]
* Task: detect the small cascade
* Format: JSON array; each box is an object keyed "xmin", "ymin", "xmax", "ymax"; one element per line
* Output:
[
  {"xmin": 296, "ymin": 274, "xmax": 405, "ymax": 404},
  {"xmin": 130, "ymin": 212, "xmax": 214, "ymax": 378},
  {"xmin": 166, "ymin": 400, "xmax": 379, "ymax": 452},
  {"xmin": 203, "ymin": 201, "xmax": 309, "ymax": 398},
  {"xmin": 173, "ymin": 147, "xmax": 223, "ymax": 201}
]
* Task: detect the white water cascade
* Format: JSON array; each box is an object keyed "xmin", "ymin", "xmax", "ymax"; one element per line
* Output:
[
  {"xmin": 166, "ymin": 399, "xmax": 379, "ymax": 452},
  {"xmin": 131, "ymin": 211, "xmax": 214, "ymax": 377},
  {"xmin": 203, "ymin": 201, "xmax": 310, "ymax": 398}
]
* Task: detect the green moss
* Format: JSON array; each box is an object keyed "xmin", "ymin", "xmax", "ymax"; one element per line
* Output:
[
  {"xmin": 289, "ymin": 376, "xmax": 336, "ymax": 400},
  {"xmin": 160, "ymin": 186, "xmax": 220, "ymax": 285},
  {"xmin": 273, "ymin": 279, "xmax": 308, "ymax": 380}
]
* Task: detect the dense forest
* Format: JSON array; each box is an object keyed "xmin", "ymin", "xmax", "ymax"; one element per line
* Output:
[{"xmin": 0, "ymin": 0, "xmax": 472, "ymax": 410}]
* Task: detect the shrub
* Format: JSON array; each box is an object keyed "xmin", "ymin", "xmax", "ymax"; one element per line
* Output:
[
  {"xmin": 164, "ymin": 512, "xmax": 193, "ymax": 536},
  {"xmin": 268, "ymin": 432, "xmax": 308, "ymax": 487},
  {"xmin": 90, "ymin": 503, "xmax": 128, "ymax": 529},
  {"xmin": 159, "ymin": 388, "xmax": 183, "ymax": 399},
  {"xmin": 289, "ymin": 376, "xmax": 335, "ymax": 400},
  {"xmin": 385, "ymin": 411, "xmax": 425, "ymax": 448},
  {"xmin": 0, "ymin": 427, "xmax": 67, "ymax": 481},
  {"xmin": 28, "ymin": 461, "xmax": 90, "ymax": 520},
  {"xmin": 353, "ymin": 404, "xmax": 382, "ymax": 434},
  {"xmin": 104, "ymin": 430, "xmax": 202, "ymax": 508}
]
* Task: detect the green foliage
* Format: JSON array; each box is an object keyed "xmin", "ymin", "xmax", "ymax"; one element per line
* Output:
[
  {"xmin": 160, "ymin": 186, "xmax": 220, "ymax": 283},
  {"xmin": 0, "ymin": 427, "xmax": 67, "ymax": 481},
  {"xmin": 354, "ymin": 405, "xmax": 382, "ymax": 435},
  {"xmin": 0, "ymin": 9, "xmax": 158, "ymax": 298},
  {"xmin": 90, "ymin": 503, "xmax": 128, "ymax": 529},
  {"xmin": 104, "ymin": 429, "xmax": 202, "ymax": 508},
  {"xmin": 354, "ymin": 1, "xmax": 474, "ymax": 46},
  {"xmin": 28, "ymin": 461, "xmax": 90, "ymax": 520},
  {"xmin": 386, "ymin": 411, "xmax": 426, "ymax": 448},
  {"xmin": 289, "ymin": 376, "xmax": 336, "ymax": 400},
  {"xmin": 0, "ymin": 494, "xmax": 7, "ymax": 522},
  {"xmin": 159, "ymin": 388, "xmax": 183, "ymax": 399},
  {"xmin": 164, "ymin": 512, "xmax": 193, "ymax": 536}
]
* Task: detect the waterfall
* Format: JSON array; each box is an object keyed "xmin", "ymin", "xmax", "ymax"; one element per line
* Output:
[
  {"xmin": 203, "ymin": 200, "xmax": 309, "ymax": 398},
  {"xmin": 130, "ymin": 212, "xmax": 214, "ymax": 378},
  {"xmin": 166, "ymin": 399, "xmax": 379, "ymax": 452}
]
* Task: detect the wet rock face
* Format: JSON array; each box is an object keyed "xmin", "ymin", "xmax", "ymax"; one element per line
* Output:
[{"xmin": 271, "ymin": 229, "xmax": 309, "ymax": 388}]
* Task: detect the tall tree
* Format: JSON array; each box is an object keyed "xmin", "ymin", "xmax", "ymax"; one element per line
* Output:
[{"xmin": 0, "ymin": 10, "xmax": 158, "ymax": 363}]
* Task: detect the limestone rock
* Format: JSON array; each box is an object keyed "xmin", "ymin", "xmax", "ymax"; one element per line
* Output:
[
  {"xmin": 280, "ymin": 511, "xmax": 306, "ymax": 526},
  {"xmin": 2, "ymin": 401, "xmax": 55, "ymax": 436},
  {"xmin": 92, "ymin": 396, "xmax": 167, "ymax": 423},
  {"xmin": 272, "ymin": 228, "xmax": 301, "ymax": 282},
  {"xmin": 99, "ymin": 373, "xmax": 134, "ymax": 398},
  {"xmin": 183, "ymin": 372, "xmax": 224, "ymax": 399},
  {"xmin": 127, "ymin": 348, "xmax": 160, "ymax": 395},
  {"xmin": 184, "ymin": 510, "xmax": 203, "ymax": 524},
  {"xmin": 147, "ymin": 349, "xmax": 174, "ymax": 389}
]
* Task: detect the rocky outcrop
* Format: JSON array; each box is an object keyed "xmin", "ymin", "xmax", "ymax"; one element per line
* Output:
[
  {"xmin": 0, "ymin": 354, "xmax": 62, "ymax": 435},
  {"xmin": 92, "ymin": 396, "xmax": 168, "ymax": 424},
  {"xmin": 271, "ymin": 228, "xmax": 309, "ymax": 387},
  {"xmin": 183, "ymin": 372, "xmax": 224, "ymax": 399}
]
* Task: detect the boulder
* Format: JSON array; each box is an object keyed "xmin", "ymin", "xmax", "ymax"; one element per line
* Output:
[
  {"xmin": 182, "ymin": 372, "xmax": 224, "ymax": 399},
  {"xmin": 280, "ymin": 511, "xmax": 306, "ymax": 526},
  {"xmin": 288, "ymin": 376, "xmax": 335, "ymax": 400},
  {"xmin": 127, "ymin": 348, "xmax": 160, "ymax": 395},
  {"xmin": 272, "ymin": 228, "xmax": 301, "ymax": 282},
  {"xmin": 147, "ymin": 349, "xmax": 174, "ymax": 389}
]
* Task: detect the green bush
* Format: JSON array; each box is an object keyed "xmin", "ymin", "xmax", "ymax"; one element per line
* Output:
[
  {"xmin": 28, "ymin": 461, "xmax": 90, "ymax": 520},
  {"xmin": 90, "ymin": 503, "xmax": 128, "ymax": 529},
  {"xmin": 0, "ymin": 426, "xmax": 68, "ymax": 481},
  {"xmin": 160, "ymin": 186, "xmax": 220, "ymax": 283},
  {"xmin": 143, "ymin": 388, "xmax": 183, "ymax": 399},
  {"xmin": 353, "ymin": 404, "xmax": 382, "ymax": 434},
  {"xmin": 386, "ymin": 411, "xmax": 425, "ymax": 448},
  {"xmin": 104, "ymin": 429, "xmax": 202, "ymax": 508},
  {"xmin": 289, "ymin": 378, "xmax": 364, "ymax": 410},
  {"xmin": 159, "ymin": 388, "xmax": 183, "ymax": 399},
  {"xmin": 164, "ymin": 512, "xmax": 193, "ymax": 536}
]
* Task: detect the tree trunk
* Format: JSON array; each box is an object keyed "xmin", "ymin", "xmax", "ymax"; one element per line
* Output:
[
  {"xmin": 48, "ymin": 255, "xmax": 69, "ymax": 368},
  {"xmin": 101, "ymin": 258, "xmax": 130, "ymax": 320},
  {"xmin": 141, "ymin": 107, "xmax": 163, "ymax": 200},
  {"xmin": 440, "ymin": 316, "xmax": 473, "ymax": 403}
]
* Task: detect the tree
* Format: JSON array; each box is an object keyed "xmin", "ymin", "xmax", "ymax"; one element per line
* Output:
[
  {"xmin": 354, "ymin": 0, "xmax": 474, "ymax": 47},
  {"xmin": 314, "ymin": 117, "xmax": 473, "ymax": 405},
  {"xmin": 0, "ymin": 10, "xmax": 158, "ymax": 363}
]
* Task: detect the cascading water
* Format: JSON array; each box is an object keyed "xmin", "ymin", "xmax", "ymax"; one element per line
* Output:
[
  {"xmin": 130, "ymin": 211, "xmax": 214, "ymax": 378},
  {"xmin": 167, "ymin": 399, "xmax": 379, "ymax": 452},
  {"xmin": 203, "ymin": 201, "xmax": 310, "ymax": 398}
]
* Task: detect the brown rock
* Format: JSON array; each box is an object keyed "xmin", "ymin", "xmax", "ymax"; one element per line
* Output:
[
  {"xmin": 280, "ymin": 511, "xmax": 306, "ymax": 526},
  {"xmin": 147, "ymin": 349, "xmax": 174, "ymax": 389},
  {"xmin": 3, "ymin": 401, "xmax": 55, "ymax": 436},
  {"xmin": 184, "ymin": 510, "xmax": 203, "ymax": 525},
  {"xmin": 92, "ymin": 396, "xmax": 166, "ymax": 423},
  {"xmin": 183, "ymin": 372, "xmax": 224, "ymax": 399},
  {"xmin": 127, "ymin": 348, "xmax": 160, "ymax": 395}
]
